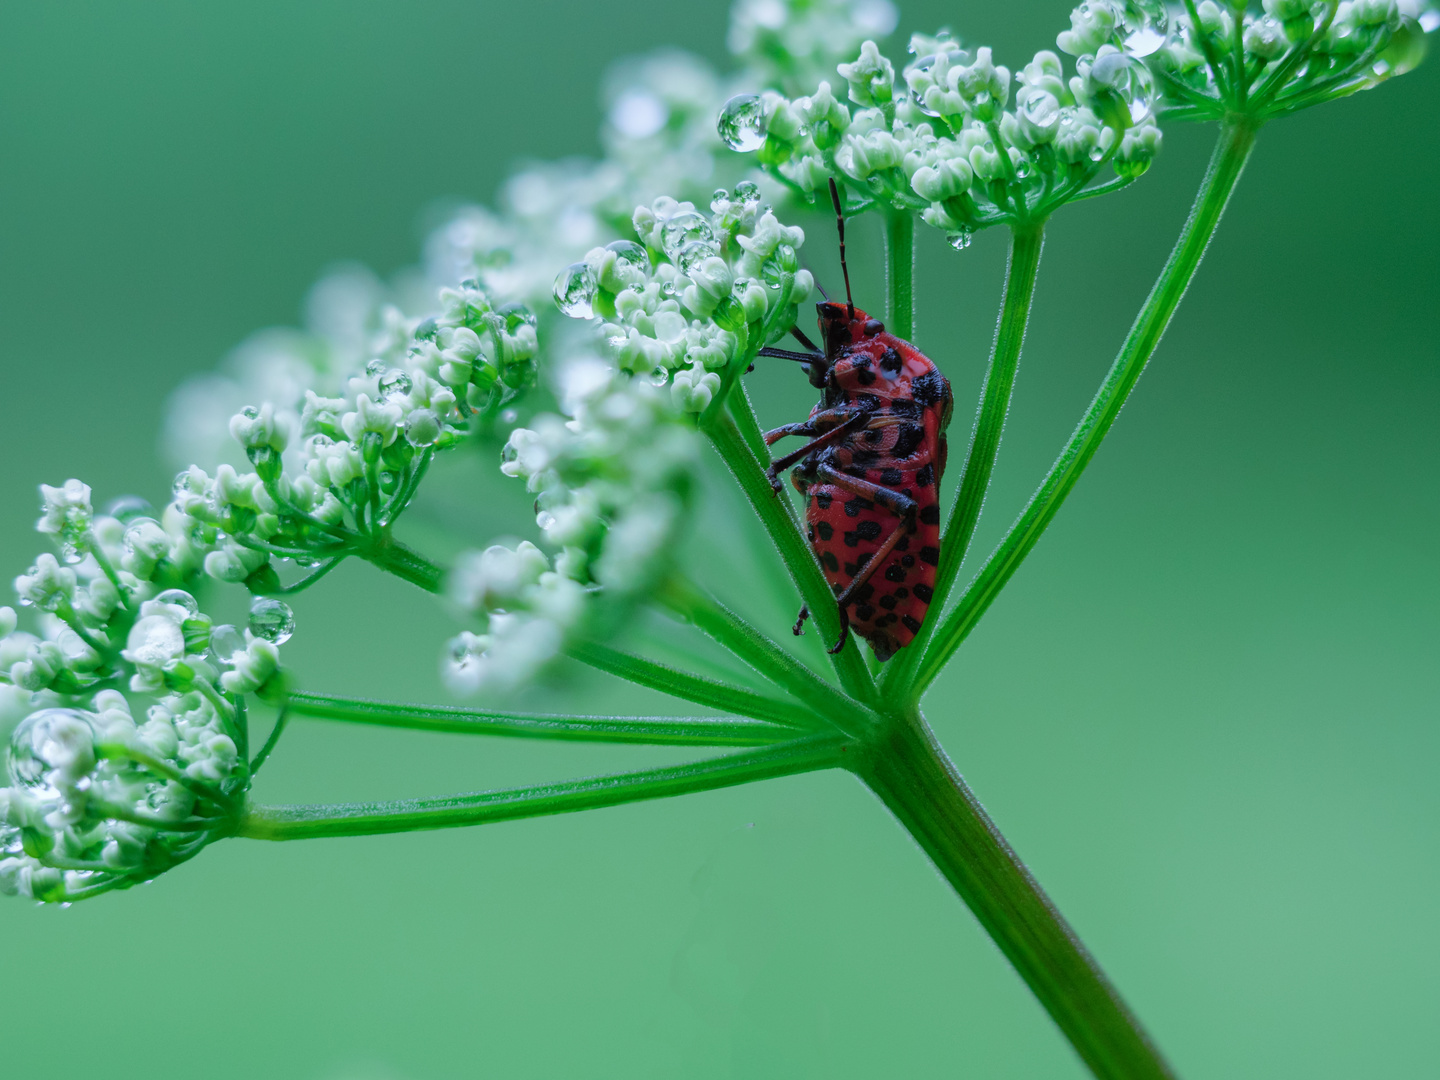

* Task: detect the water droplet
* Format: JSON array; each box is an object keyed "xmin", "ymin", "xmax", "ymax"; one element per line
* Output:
[
  {"xmin": 413, "ymin": 316, "xmax": 439, "ymax": 341},
  {"xmin": 948, "ymin": 230, "xmax": 974, "ymax": 251},
  {"xmin": 711, "ymin": 188, "xmax": 730, "ymax": 211},
  {"xmin": 648, "ymin": 366, "xmax": 671, "ymax": 386},
  {"xmin": 677, "ymin": 240, "xmax": 719, "ymax": 275},
  {"xmin": 1089, "ymin": 146, "xmax": 1105, "ymax": 162},
  {"xmin": 104, "ymin": 495, "xmax": 153, "ymax": 523},
  {"xmin": 210, "ymin": 623, "xmax": 245, "ymax": 661},
  {"xmin": 605, "ymin": 239, "xmax": 651, "ymax": 275},
  {"xmin": 1123, "ymin": 25, "xmax": 1166, "ymax": 56},
  {"xmin": 365, "ymin": 359, "xmax": 386, "ymax": 377},
  {"xmin": 379, "ymin": 370, "xmax": 412, "ymax": 401},
  {"xmin": 717, "ymin": 94, "xmax": 766, "ymax": 152},
  {"xmin": 498, "ymin": 302, "xmax": 536, "ymax": 331},
  {"xmin": 660, "ymin": 213, "xmax": 716, "ymax": 259},
  {"xmin": 553, "ymin": 262, "xmax": 598, "ymax": 318},
  {"xmin": 153, "ymin": 589, "xmax": 199, "ymax": 616},
  {"xmin": 379, "ymin": 470, "xmax": 399, "ymax": 493},
  {"xmin": 500, "ymin": 408, "xmax": 519, "ymax": 424},
  {"xmin": 733, "ymin": 180, "xmax": 761, "ymax": 202},
  {"xmin": 1015, "ymin": 159, "xmax": 1033, "ymax": 179},
  {"xmin": 248, "ymin": 597, "xmax": 295, "ymax": 645},
  {"xmin": 1121, "ymin": 0, "xmax": 1168, "ymax": 56}
]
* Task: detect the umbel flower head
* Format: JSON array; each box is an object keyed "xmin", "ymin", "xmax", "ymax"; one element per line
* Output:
[
  {"xmin": 1, "ymin": 481, "xmax": 295, "ymax": 903},
  {"xmin": 1144, "ymin": 0, "xmax": 1438, "ymax": 119},
  {"xmin": 720, "ymin": 12, "xmax": 1167, "ymax": 241}
]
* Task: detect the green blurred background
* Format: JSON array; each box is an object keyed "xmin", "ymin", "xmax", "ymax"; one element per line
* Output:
[{"xmin": 1, "ymin": 2, "xmax": 1435, "ymax": 1077}]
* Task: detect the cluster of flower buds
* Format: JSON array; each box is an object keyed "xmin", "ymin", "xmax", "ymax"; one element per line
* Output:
[
  {"xmin": 446, "ymin": 358, "xmax": 702, "ymax": 695},
  {"xmin": 720, "ymin": 18, "xmax": 1165, "ymax": 242},
  {"xmin": 555, "ymin": 187, "xmax": 815, "ymax": 415},
  {"xmin": 1148, "ymin": 0, "xmax": 1437, "ymax": 118},
  {"xmin": 1, "ymin": 481, "xmax": 294, "ymax": 903},
  {"xmin": 166, "ymin": 280, "xmax": 540, "ymax": 593},
  {"xmin": 729, "ymin": 0, "xmax": 900, "ymax": 96}
]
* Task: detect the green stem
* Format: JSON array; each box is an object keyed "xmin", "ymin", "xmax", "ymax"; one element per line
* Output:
[
  {"xmin": 286, "ymin": 689, "xmax": 798, "ymax": 747},
  {"xmin": 707, "ymin": 402, "xmax": 878, "ymax": 706},
  {"xmin": 911, "ymin": 119, "xmax": 1260, "ymax": 697},
  {"xmin": 857, "ymin": 710, "xmax": 1175, "ymax": 1080},
  {"xmin": 566, "ymin": 640, "xmax": 820, "ymax": 729},
  {"xmin": 883, "ymin": 211, "xmax": 915, "ymax": 341},
  {"xmin": 363, "ymin": 537, "xmax": 445, "ymax": 593},
  {"xmin": 884, "ymin": 223, "xmax": 1045, "ymax": 699},
  {"xmin": 658, "ymin": 576, "xmax": 876, "ymax": 736},
  {"xmin": 237, "ymin": 734, "xmax": 848, "ymax": 840}
]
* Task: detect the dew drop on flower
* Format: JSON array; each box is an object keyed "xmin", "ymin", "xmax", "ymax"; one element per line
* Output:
[
  {"xmin": 365, "ymin": 359, "xmax": 386, "ymax": 377},
  {"xmin": 379, "ymin": 370, "xmax": 412, "ymax": 401},
  {"xmin": 733, "ymin": 180, "xmax": 761, "ymax": 202},
  {"xmin": 717, "ymin": 94, "xmax": 766, "ymax": 152},
  {"xmin": 948, "ymin": 230, "xmax": 974, "ymax": 251},
  {"xmin": 553, "ymin": 262, "xmax": 598, "ymax": 318},
  {"xmin": 104, "ymin": 495, "xmax": 153, "ymax": 523},
  {"xmin": 677, "ymin": 240, "xmax": 719, "ymax": 275},
  {"xmin": 1121, "ymin": 0, "xmax": 1168, "ymax": 56},
  {"xmin": 605, "ymin": 239, "xmax": 651, "ymax": 275},
  {"xmin": 414, "ymin": 316, "xmax": 439, "ymax": 341},
  {"xmin": 1089, "ymin": 146, "xmax": 1105, "ymax": 162},
  {"xmin": 660, "ymin": 213, "xmax": 716, "ymax": 258},
  {"xmin": 648, "ymin": 366, "xmax": 671, "ymax": 387},
  {"xmin": 248, "ymin": 597, "xmax": 295, "ymax": 645},
  {"xmin": 210, "ymin": 623, "xmax": 245, "ymax": 661},
  {"xmin": 711, "ymin": 188, "xmax": 730, "ymax": 211},
  {"xmin": 153, "ymin": 589, "xmax": 199, "ymax": 616},
  {"xmin": 241, "ymin": 406, "xmax": 259, "ymax": 420}
]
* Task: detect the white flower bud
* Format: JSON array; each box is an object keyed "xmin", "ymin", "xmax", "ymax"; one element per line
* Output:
[
  {"xmin": 229, "ymin": 402, "xmax": 291, "ymax": 452},
  {"xmin": 837, "ymin": 41, "xmax": 895, "ymax": 107},
  {"xmin": 15, "ymin": 554, "xmax": 76, "ymax": 612}
]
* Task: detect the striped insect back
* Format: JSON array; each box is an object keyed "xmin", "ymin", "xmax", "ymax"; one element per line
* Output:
[{"xmin": 757, "ymin": 180, "xmax": 953, "ymax": 659}]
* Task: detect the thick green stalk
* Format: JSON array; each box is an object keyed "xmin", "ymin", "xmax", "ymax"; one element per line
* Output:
[
  {"xmin": 238, "ymin": 734, "xmax": 848, "ymax": 840},
  {"xmin": 707, "ymin": 404, "xmax": 879, "ymax": 706},
  {"xmin": 363, "ymin": 537, "xmax": 445, "ymax": 593},
  {"xmin": 884, "ymin": 211, "xmax": 915, "ymax": 341},
  {"xmin": 857, "ymin": 710, "xmax": 1175, "ymax": 1080},
  {"xmin": 912, "ymin": 119, "xmax": 1260, "ymax": 696},
  {"xmin": 659, "ymin": 577, "xmax": 877, "ymax": 737},
  {"xmin": 566, "ymin": 641, "xmax": 820, "ymax": 729},
  {"xmin": 883, "ymin": 223, "xmax": 1045, "ymax": 698},
  {"xmin": 287, "ymin": 690, "xmax": 798, "ymax": 747}
]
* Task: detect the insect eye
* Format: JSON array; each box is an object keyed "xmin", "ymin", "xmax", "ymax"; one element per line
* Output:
[{"xmin": 864, "ymin": 319, "xmax": 884, "ymax": 336}]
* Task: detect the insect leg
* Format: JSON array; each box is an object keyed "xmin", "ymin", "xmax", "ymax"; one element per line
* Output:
[
  {"xmin": 763, "ymin": 405, "xmax": 859, "ymax": 446},
  {"xmin": 764, "ymin": 411, "xmax": 868, "ymax": 494},
  {"xmin": 810, "ymin": 464, "xmax": 918, "ymax": 655}
]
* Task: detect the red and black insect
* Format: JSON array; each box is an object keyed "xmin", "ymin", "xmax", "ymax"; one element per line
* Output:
[{"xmin": 758, "ymin": 180, "xmax": 953, "ymax": 660}]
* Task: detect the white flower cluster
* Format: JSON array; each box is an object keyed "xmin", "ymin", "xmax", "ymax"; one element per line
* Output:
[
  {"xmin": 443, "ymin": 359, "xmax": 702, "ymax": 696},
  {"xmin": 729, "ymin": 0, "xmax": 899, "ymax": 95},
  {"xmin": 0, "ymin": 482, "xmax": 295, "ymax": 903},
  {"xmin": 555, "ymin": 188, "xmax": 814, "ymax": 414},
  {"xmin": 1152, "ymin": 0, "xmax": 1437, "ymax": 115},
  {"xmin": 722, "ymin": 19, "xmax": 1165, "ymax": 241}
]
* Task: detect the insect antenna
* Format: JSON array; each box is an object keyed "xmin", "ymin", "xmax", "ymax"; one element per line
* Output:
[
  {"xmin": 790, "ymin": 326, "xmax": 821, "ymax": 353},
  {"xmin": 828, "ymin": 177, "xmax": 854, "ymax": 321}
]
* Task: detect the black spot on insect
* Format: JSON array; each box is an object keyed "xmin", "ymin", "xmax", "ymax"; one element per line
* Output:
[
  {"xmin": 901, "ymin": 554, "xmax": 915, "ymax": 568},
  {"xmin": 914, "ymin": 464, "xmax": 934, "ymax": 487},
  {"xmin": 884, "ymin": 564, "xmax": 907, "ymax": 583},
  {"xmin": 844, "ymin": 498, "xmax": 872, "ymax": 517},
  {"xmin": 821, "ymin": 551, "xmax": 839, "ymax": 572},
  {"xmin": 855, "ymin": 520, "xmax": 881, "ymax": 541},
  {"xmin": 851, "ymin": 449, "xmax": 880, "ymax": 466},
  {"xmin": 855, "ymin": 367, "xmax": 876, "ymax": 386},
  {"xmin": 807, "ymin": 525, "xmax": 815, "ymax": 541},
  {"xmin": 901, "ymin": 614, "xmax": 922, "ymax": 634},
  {"xmin": 863, "ymin": 429, "xmax": 882, "ymax": 443},
  {"xmin": 865, "ymin": 319, "xmax": 885, "ymax": 336},
  {"xmin": 894, "ymin": 534, "xmax": 911, "ymax": 551},
  {"xmin": 919, "ymin": 546, "xmax": 940, "ymax": 566},
  {"xmin": 879, "ymin": 594, "xmax": 897, "ymax": 610},
  {"xmin": 880, "ymin": 347, "xmax": 903, "ymax": 374},
  {"xmin": 880, "ymin": 467, "xmax": 903, "ymax": 486},
  {"xmin": 852, "ymin": 393, "xmax": 881, "ymax": 411},
  {"xmin": 910, "ymin": 370, "xmax": 945, "ymax": 406},
  {"xmin": 913, "ymin": 583, "xmax": 933, "ymax": 604},
  {"xmin": 814, "ymin": 493, "xmax": 832, "ymax": 509},
  {"xmin": 919, "ymin": 504, "xmax": 940, "ymax": 525},
  {"xmin": 844, "ymin": 465, "xmax": 869, "ymax": 479},
  {"xmin": 893, "ymin": 424, "xmax": 925, "ymax": 458},
  {"xmin": 854, "ymin": 582, "xmax": 874, "ymax": 602},
  {"xmin": 855, "ymin": 603, "xmax": 876, "ymax": 620},
  {"xmin": 843, "ymin": 530, "xmax": 860, "ymax": 548},
  {"xmin": 889, "ymin": 398, "xmax": 921, "ymax": 419},
  {"xmin": 816, "ymin": 521, "xmax": 833, "ymax": 541},
  {"xmin": 879, "ymin": 613, "xmax": 899, "ymax": 627}
]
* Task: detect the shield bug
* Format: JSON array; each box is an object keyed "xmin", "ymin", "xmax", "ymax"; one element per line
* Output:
[{"xmin": 757, "ymin": 180, "xmax": 953, "ymax": 659}]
